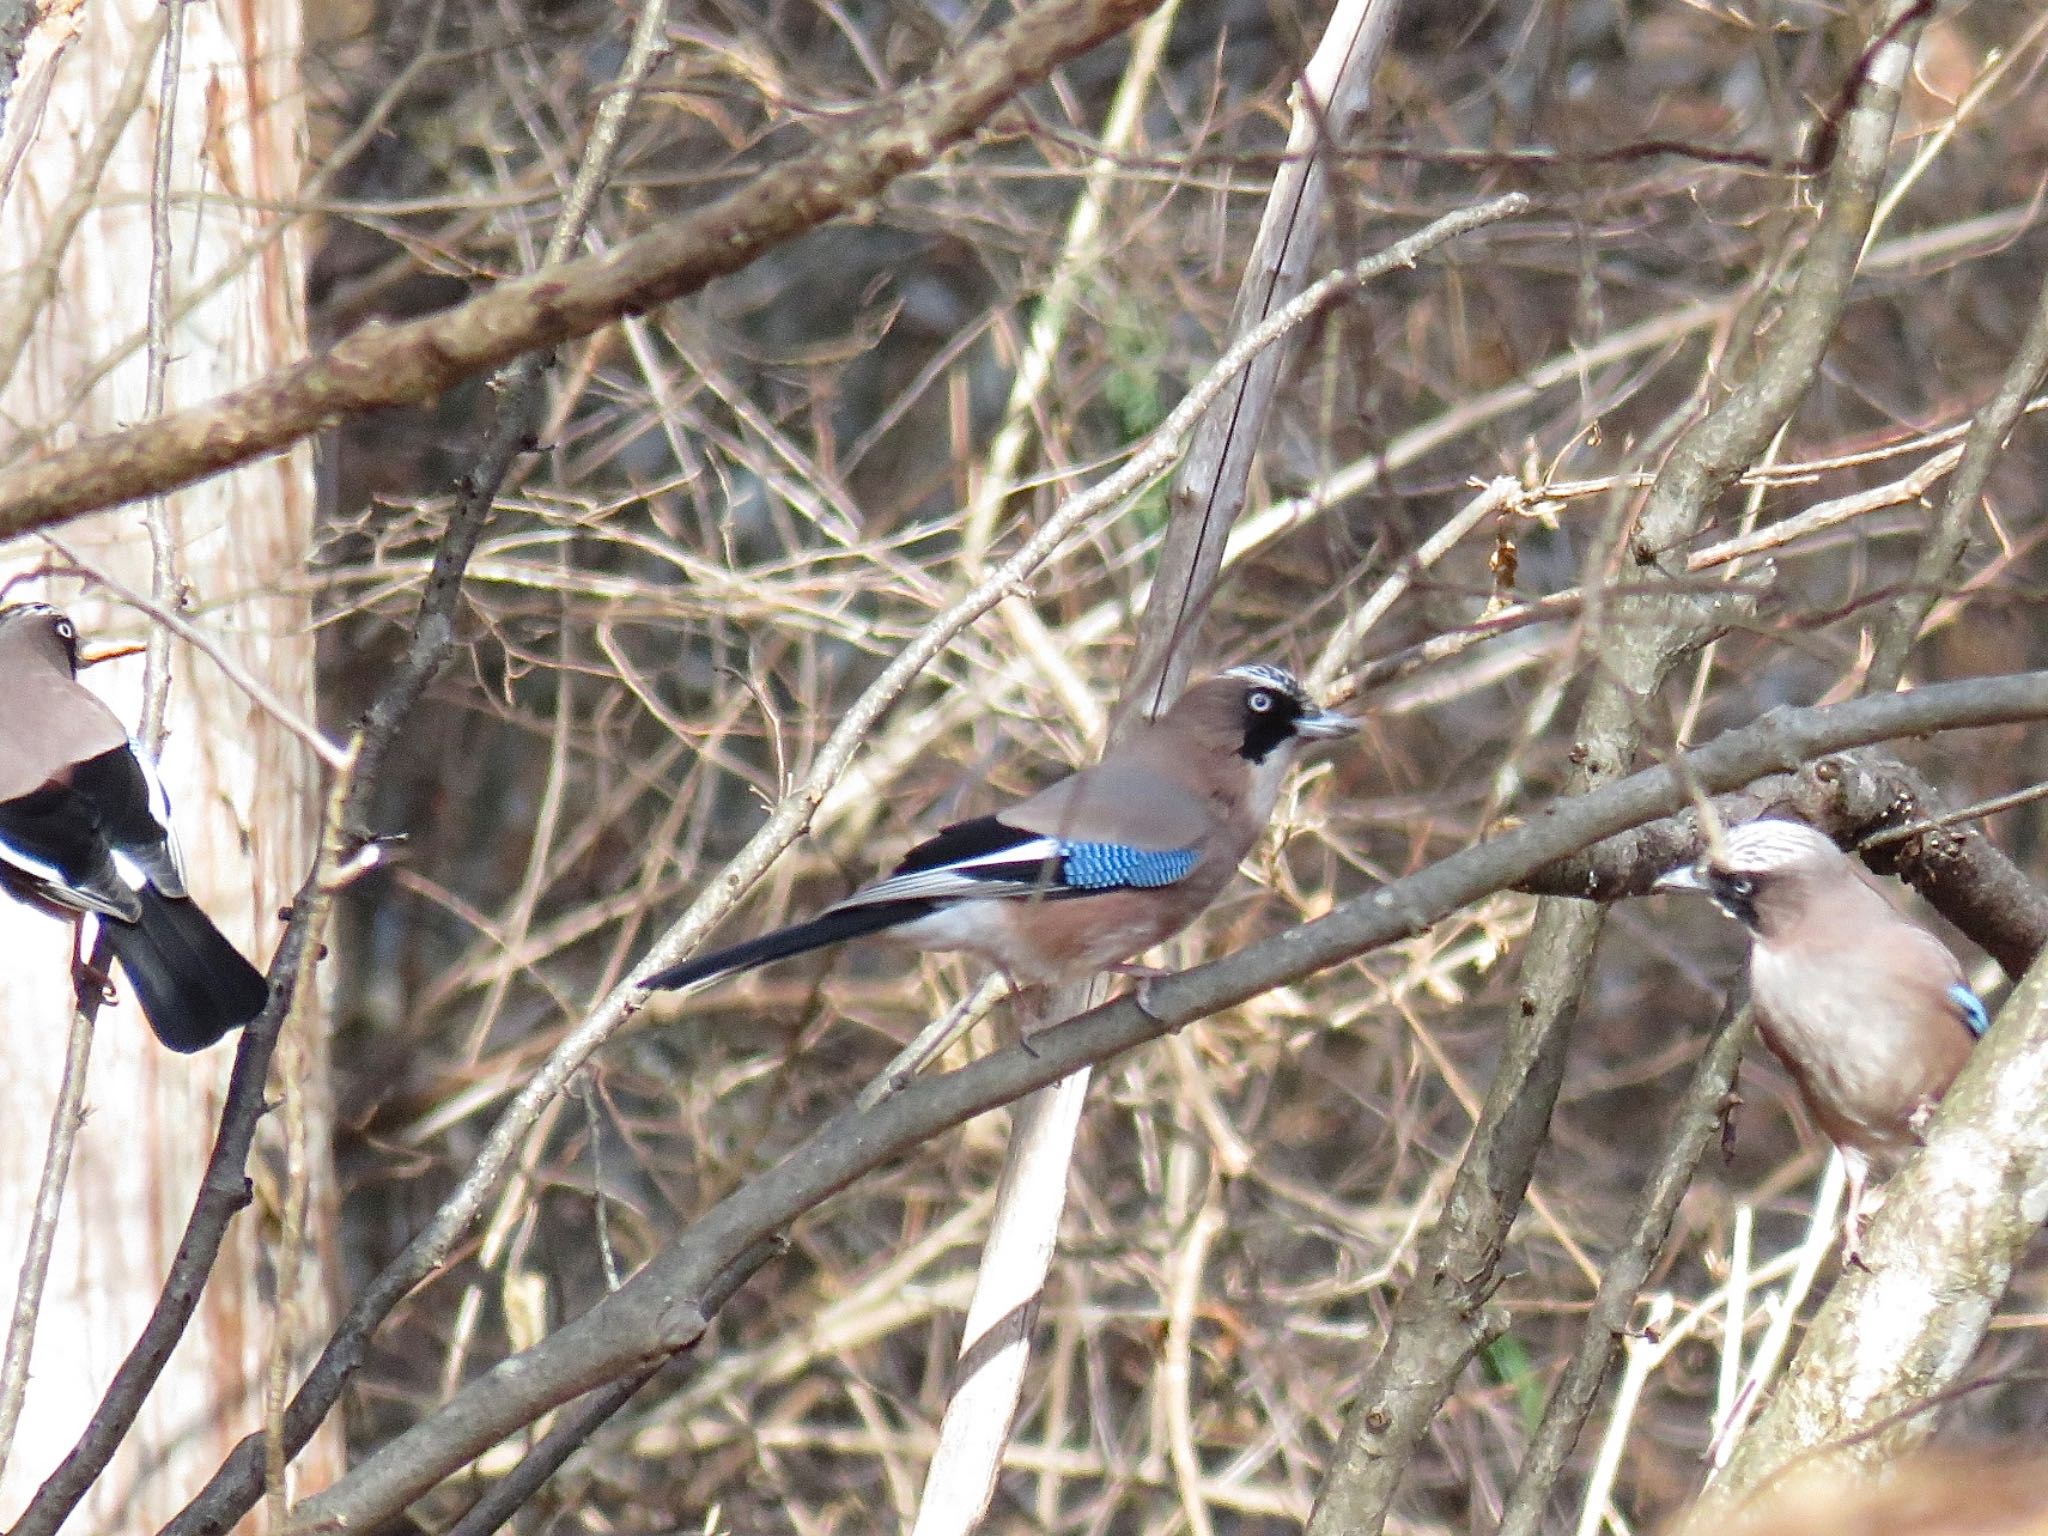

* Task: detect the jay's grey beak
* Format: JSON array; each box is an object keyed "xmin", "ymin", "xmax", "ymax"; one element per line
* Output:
[
  {"xmin": 1653, "ymin": 862, "xmax": 1708, "ymax": 893},
  {"xmin": 1295, "ymin": 707, "xmax": 1359, "ymax": 741}
]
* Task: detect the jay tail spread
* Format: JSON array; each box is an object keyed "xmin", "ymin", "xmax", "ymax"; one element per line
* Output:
[
  {"xmin": 641, "ymin": 664, "xmax": 1356, "ymax": 994},
  {"xmin": 1656, "ymin": 818, "xmax": 1987, "ymax": 1263},
  {"xmin": 0, "ymin": 603, "xmax": 269, "ymax": 1051}
]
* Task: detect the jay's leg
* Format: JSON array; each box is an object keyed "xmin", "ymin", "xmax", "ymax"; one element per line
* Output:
[
  {"xmin": 1110, "ymin": 961, "xmax": 1173, "ymax": 1021},
  {"xmin": 1003, "ymin": 976, "xmax": 1049, "ymax": 1057},
  {"xmin": 1840, "ymin": 1149, "xmax": 1873, "ymax": 1270},
  {"xmin": 70, "ymin": 913, "xmax": 117, "ymax": 1009}
]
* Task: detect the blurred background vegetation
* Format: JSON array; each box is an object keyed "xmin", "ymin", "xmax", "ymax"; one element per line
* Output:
[{"xmin": 299, "ymin": 0, "xmax": 2048, "ymax": 1528}]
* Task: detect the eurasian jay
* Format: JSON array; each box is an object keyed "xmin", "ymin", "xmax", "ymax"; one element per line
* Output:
[
  {"xmin": 0, "ymin": 603, "xmax": 269, "ymax": 1051},
  {"xmin": 641, "ymin": 664, "xmax": 1356, "ymax": 994},
  {"xmin": 1655, "ymin": 818, "xmax": 1988, "ymax": 1261}
]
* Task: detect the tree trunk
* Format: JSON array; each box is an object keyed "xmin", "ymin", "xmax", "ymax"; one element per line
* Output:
[{"xmin": 0, "ymin": 0, "xmax": 332, "ymax": 1525}]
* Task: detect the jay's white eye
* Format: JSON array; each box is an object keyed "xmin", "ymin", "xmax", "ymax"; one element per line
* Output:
[
  {"xmin": 1725, "ymin": 874, "xmax": 1757, "ymax": 899},
  {"xmin": 1247, "ymin": 689, "xmax": 1274, "ymax": 713},
  {"xmin": 55, "ymin": 618, "xmax": 73, "ymax": 640}
]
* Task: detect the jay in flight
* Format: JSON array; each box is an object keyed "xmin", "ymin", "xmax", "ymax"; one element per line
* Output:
[
  {"xmin": 0, "ymin": 603, "xmax": 269, "ymax": 1051},
  {"xmin": 1656, "ymin": 818, "xmax": 1989, "ymax": 1262},
  {"xmin": 642, "ymin": 665, "xmax": 1356, "ymax": 995}
]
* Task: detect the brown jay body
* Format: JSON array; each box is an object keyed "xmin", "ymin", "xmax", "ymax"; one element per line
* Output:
[
  {"xmin": 641, "ymin": 665, "xmax": 1356, "ymax": 993},
  {"xmin": 1657, "ymin": 819, "xmax": 1987, "ymax": 1261}
]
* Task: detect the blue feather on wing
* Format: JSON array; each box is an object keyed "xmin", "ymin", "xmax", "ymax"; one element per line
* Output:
[
  {"xmin": 1061, "ymin": 842, "xmax": 1199, "ymax": 890},
  {"xmin": 1949, "ymin": 981, "xmax": 1990, "ymax": 1039}
]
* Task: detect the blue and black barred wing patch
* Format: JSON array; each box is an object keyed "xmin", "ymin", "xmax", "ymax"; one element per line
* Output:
[
  {"xmin": 1950, "ymin": 981, "xmax": 1990, "ymax": 1039},
  {"xmin": 1060, "ymin": 841, "xmax": 1199, "ymax": 889}
]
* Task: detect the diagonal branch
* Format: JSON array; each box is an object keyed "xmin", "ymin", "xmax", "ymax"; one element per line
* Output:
[
  {"xmin": 0, "ymin": 0, "xmax": 1166, "ymax": 532},
  {"xmin": 161, "ymin": 192, "xmax": 1526, "ymax": 1536},
  {"xmin": 1864, "ymin": 250, "xmax": 2048, "ymax": 690}
]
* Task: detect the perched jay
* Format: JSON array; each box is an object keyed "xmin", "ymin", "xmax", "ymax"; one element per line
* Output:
[
  {"xmin": 1656, "ymin": 818, "xmax": 1987, "ymax": 1261},
  {"xmin": 0, "ymin": 603, "xmax": 268, "ymax": 1051},
  {"xmin": 641, "ymin": 665, "xmax": 1356, "ymax": 994}
]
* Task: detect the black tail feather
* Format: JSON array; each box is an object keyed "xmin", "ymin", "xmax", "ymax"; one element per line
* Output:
[
  {"xmin": 640, "ymin": 901, "xmax": 929, "ymax": 992},
  {"xmin": 103, "ymin": 888, "xmax": 269, "ymax": 1052}
]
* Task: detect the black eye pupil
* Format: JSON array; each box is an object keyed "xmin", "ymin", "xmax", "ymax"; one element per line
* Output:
[{"xmin": 1250, "ymin": 691, "xmax": 1272, "ymax": 712}]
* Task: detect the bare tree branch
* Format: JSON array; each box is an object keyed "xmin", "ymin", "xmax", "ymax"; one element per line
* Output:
[
  {"xmin": 1496, "ymin": 995, "xmax": 1756, "ymax": 1536},
  {"xmin": 1520, "ymin": 748, "xmax": 2048, "ymax": 980},
  {"xmin": 1865, "ymin": 255, "xmax": 2048, "ymax": 690},
  {"xmin": 1114, "ymin": 0, "xmax": 1404, "ymax": 725},
  {"xmin": 0, "ymin": 0, "xmax": 1167, "ymax": 532},
  {"xmin": 285, "ymin": 671, "xmax": 2048, "ymax": 1535}
]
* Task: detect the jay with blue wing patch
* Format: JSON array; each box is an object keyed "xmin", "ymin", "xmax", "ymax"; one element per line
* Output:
[
  {"xmin": 641, "ymin": 665, "xmax": 1356, "ymax": 994},
  {"xmin": 0, "ymin": 603, "xmax": 269, "ymax": 1051},
  {"xmin": 1656, "ymin": 818, "xmax": 1990, "ymax": 1264}
]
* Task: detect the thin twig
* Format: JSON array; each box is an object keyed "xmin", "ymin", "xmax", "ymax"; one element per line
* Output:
[
  {"xmin": 1116, "ymin": 0, "xmax": 1408, "ymax": 725},
  {"xmin": 0, "ymin": 6, "xmax": 169, "ymax": 397},
  {"xmin": 1864, "ymin": 256, "xmax": 2048, "ymax": 688},
  {"xmin": 0, "ymin": 988, "xmax": 97, "ymax": 1481},
  {"xmin": 41, "ymin": 536, "xmax": 350, "ymax": 771}
]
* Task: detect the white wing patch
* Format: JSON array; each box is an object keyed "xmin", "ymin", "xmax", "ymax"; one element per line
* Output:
[
  {"xmin": 129, "ymin": 738, "xmax": 188, "ymax": 894},
  {"xmin": 0, "ymin": 838, "xmax": 128, "ymax": 919},
  {"xmin": 110, "ymin": 849, "xmax": 150, "ymax": 891},
  {"xmin": 0, "ymin": 838, "xmax": 74, "ymax": 893},
  {"xmin": 830, "ymin": 836, "xmax": 1066, "ymax": 909}
]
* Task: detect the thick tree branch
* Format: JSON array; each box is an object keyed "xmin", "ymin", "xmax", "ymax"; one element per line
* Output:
[
  {"xmin": 437, "ymin": 1236, "xmax": 783, "ymax": 1536},
  {"xmin": 1521, "ymin": 747, "xmax": 2048, "ymax": 980},
  {"xmin": 285, "ymin": 673, "xmax": 2048, "ymax": 1535},
  {"xmin": 0, "ymin": 0, "xmax": 1164, "ymax": 530}
]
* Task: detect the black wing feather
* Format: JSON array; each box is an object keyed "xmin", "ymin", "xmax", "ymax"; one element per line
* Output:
[
  {"xmin": 0, "ymin": 779, "xmax": 139, "ymax": 919},
  {"xmin": 889, "ymin": 815, "xmax": 1037, "ymax": 875},
  {"xmin": 69, "ymin": 745, "xmax": 184, "ymax": 892},
  {"xmin": 0, "ymin": 745, "xmax": 261, "ymax": 1049},
  {"xmin": 880, "ymin": 813, "xmax": 1073, "ymax": 890}
]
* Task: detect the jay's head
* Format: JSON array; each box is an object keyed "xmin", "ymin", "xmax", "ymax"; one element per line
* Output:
[
  {"xmin": 1166, "ymin": 664, "xmax": 1356, "ymax": 765},
  {"xmin": 0, "ymin": 602, "xmax": 81, "ymax": 677},
  {"xmin": 1654, "ymin": 819, "xmax": 1846, "ymax": 941}
]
